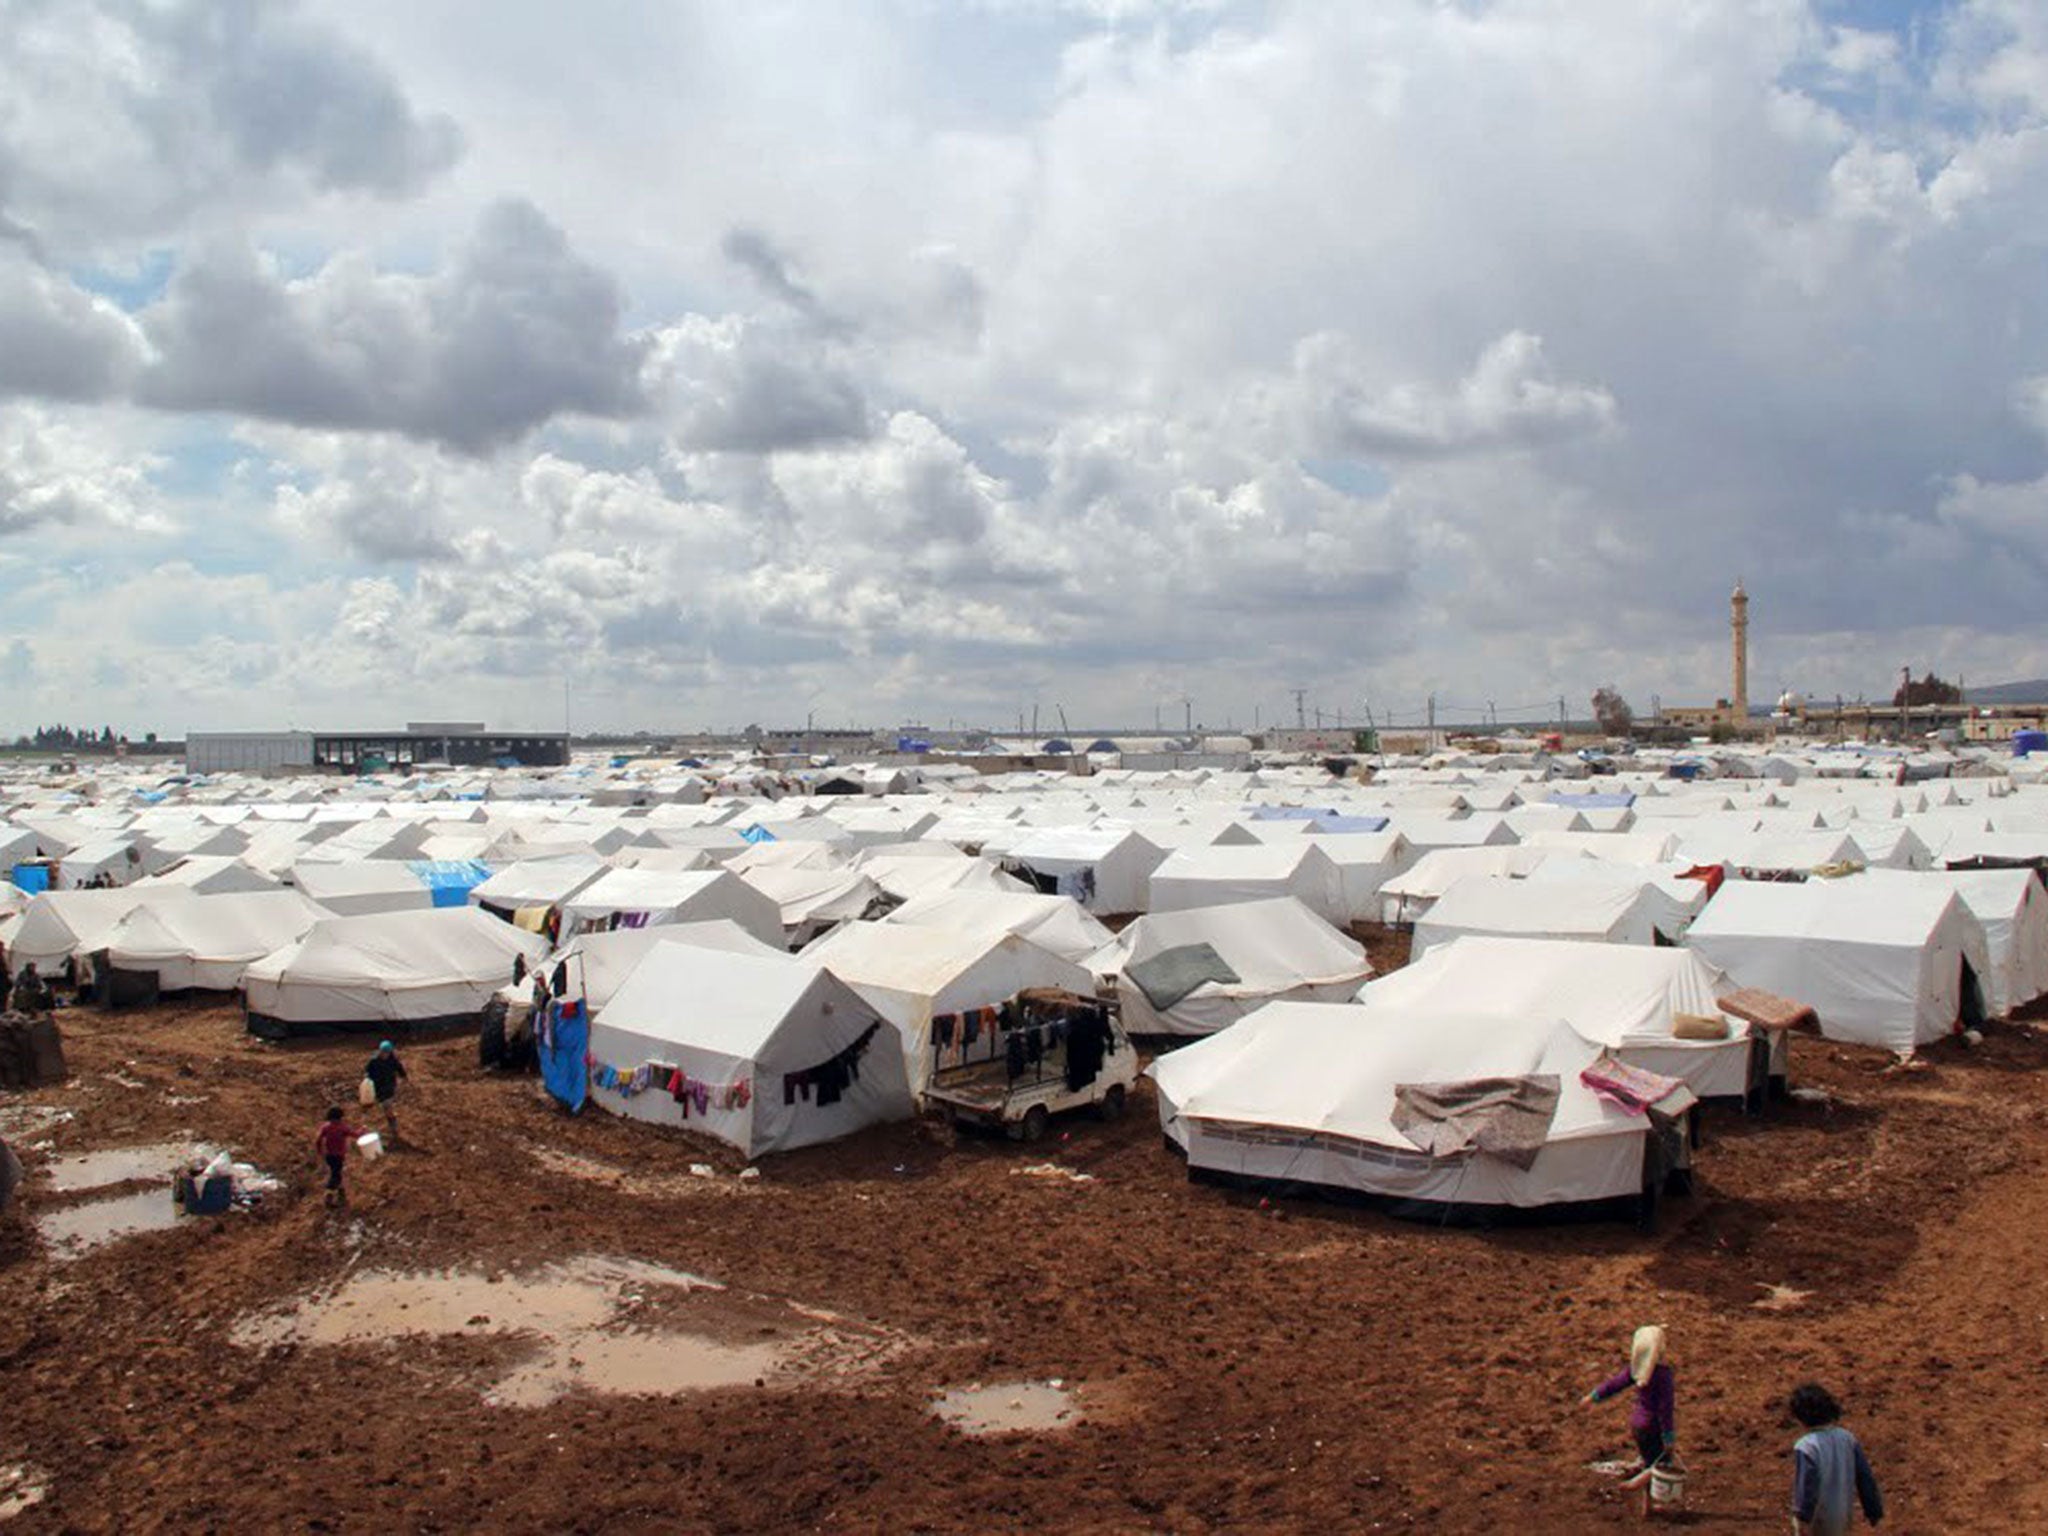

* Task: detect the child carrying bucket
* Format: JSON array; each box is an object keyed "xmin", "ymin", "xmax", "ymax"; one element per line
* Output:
[{"xmin": 1583, "ymin": 1324, "xmax": 1684, "ymax": 1515}]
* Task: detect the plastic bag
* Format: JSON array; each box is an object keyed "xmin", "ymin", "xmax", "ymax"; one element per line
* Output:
[{"xmin": 358, "ymin": 1076, "xmax": 376, "ymax": 1107}]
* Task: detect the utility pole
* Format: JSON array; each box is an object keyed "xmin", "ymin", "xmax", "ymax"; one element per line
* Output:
[
  {"xmin": 1427, "ymin": 692, "xmax": 1436, "ymax": 748},
  {"xmin": 1291, "ymin": 687, "xmax": 1308, "ymax": 731}
]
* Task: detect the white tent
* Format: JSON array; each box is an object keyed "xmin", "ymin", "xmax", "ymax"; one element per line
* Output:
[
  {"xmin": 1145, "ymin": 843, "xmax": 1347, "ymax": 927},
  {"xmin": 737, "ymin": 864, "xmax": 889, "ymax": 947},
  {"xmin": 802, "ymin": 921, "xmax": 1094, "ymax": 1089},
  {"xmin": 1360, "ymin": 936, "xmax": 1768, "ymax": 1099},
  {"xmin": 1302, "ymin": 830, "xmax": 1413, "ymax": 924},
  {"xmin": 243, "ymin": 907, "xmax": 547, "ymax": 1037},
  {"xmin": 468, "ymin": 856, "xmax": 609, "ymax": 914},
  {"xmin": 551, "ymin": 921, "xmax": 786, "ymax": 1014},
  {"xmin": 1112, "ymin": 897, "xmax": 1372, "ymax": 1036},
  {"xmin": 855, "ymin": 851, "xmax": 1029, "ymax": 904},
  {"xmin": 554, "ymin": 868, "xmax": 785, "ymax": 948},
  {"xmin": 587, "ymin": 948, "xmax": 913, "ymax": 1157},
  {"xmin": 104, "ymin": 890, "xmax": 331, "ymax": 993},
  {"xmin": 999, "ymin": 828, "xmax": 1164, "ymax": 915},
  {"xmin": 289, "ymin": 860, "xmax": 437, "ymax": 917},
  {"xmin": 1378, "ymin": 845, "xmax": 1575, "ymax": 923},
  {"xmin": 1685, "ymin": 878, "xmax": 1991, "ymax": 1054},
  {"xmin": 1149, "ymin": 1003, "xmax": 1677, "ymax": 1213},
  {"xmin": 7, "ymin": 887, "xmax": 200, "ymax": 971},
  {"xmin": 1859, "ymin": 868, "xmax": 2048, "ymax": 1018},
  {"xmin": 134, "ymin": 855, "xmax": 282, "ymax": 896},
  {"xmin": 879, "ymin": 889, "xmax": 1116, "ymax": 967},
  {"xmin": 1411, "ymin": 875, "xmax": 1692, "ymax": 960}
]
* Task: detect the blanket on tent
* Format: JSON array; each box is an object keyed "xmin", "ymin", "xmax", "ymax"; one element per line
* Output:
[
  {"xmin": 1579, "ymin": 1053, "xmax": 1683, "ymax": 1114},
  {"xmin": 1719, "ymin": 987, "xmax": 1819, "ymax": 1033},
  {"xmin": 1390, "ymin": 1075, "xmax": 1560, "ymax": 1170},
  {"xmin": 1126, "ymin": 943, "xmax": 1243, "ymax": 1011}
]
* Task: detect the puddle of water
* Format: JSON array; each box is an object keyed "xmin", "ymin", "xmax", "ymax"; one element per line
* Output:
[
  {"xmin": 931, "ymin": 1380, "xmax": 1080, "ymax": 1436},
  {"xmin": 42, "ymin": 1141, "xmax": 211, "ymax": 1193},
  {"xmin": 0, "ymin": 1462, "xmax": 48, "ymax": 1522},
  {"xmin": 37, "ymin": 1188, "xmax": 180, "ymax": 1258},
  {"xmin": 235, "ymin": 1257, "xmax": 800, "ymax": 1407},
  {"xmin": 492, "ymin": 1329, "xmax": 785, "ymax": 1408}
]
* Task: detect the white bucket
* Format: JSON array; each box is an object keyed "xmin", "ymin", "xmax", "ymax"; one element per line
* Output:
[
  {"xmin": 356, "ymin": 1132, "xmax": 384, "ymax": 1162},
  {"xmin": 1648, "ymin": 1463, "xmax": 1687, "ymax": 1506}
]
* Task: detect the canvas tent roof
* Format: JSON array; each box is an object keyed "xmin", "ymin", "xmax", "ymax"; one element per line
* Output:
[
  {"xmin": 1411, "ymin": 874, "xmax": 1692, "ymax": 960},
  {"xmin": 1684, "ymin": 878, "xmax": 1989, "ymax": 1053},
  {"xmin": 243, "ymin": 907, "xmax": 547, "ymax": 1035},
  {"xmin": 1148, "ymin": 1002, "xmax": 1661, "ymax": 1211},
  {"xmin": 878, "ymin": 888, "xmax": 1116, "ymax": 967},
  {"xmin": 105, "ymin": 889, "xmax": 331, "ymax": 992},
  {"xmin": 1111, "ymin": 897, "xmax": 1372, "ymax": 1036}
]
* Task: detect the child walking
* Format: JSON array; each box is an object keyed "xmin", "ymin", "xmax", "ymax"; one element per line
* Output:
[
  {"xmin": 1584, "ymin": 1324, "xmax": 1677, "ymax": 1472},
  {"xmin": 1788, "ymin": 1383, "xmax": 1884, "ymax": 1535},
  {"xmin": 314, "ymin": 1106, "xmax": 365, "ymax": 1208}
]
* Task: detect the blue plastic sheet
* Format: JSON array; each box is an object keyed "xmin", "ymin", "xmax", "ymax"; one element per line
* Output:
[
  {"xmin": 12, "ymin": 864, "xmax": 48, "ymax": 894},
  {"xmin": 539, "ymin": 1003, "xmax": 588, "ymax": 1113},
  {"xmin": 405, "ymin": 859, "xmax": 494, "ymax": 908}
]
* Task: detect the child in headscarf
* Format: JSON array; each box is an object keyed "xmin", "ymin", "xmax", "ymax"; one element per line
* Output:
[{"xmin": 1583, "ymin": 1324, "xmax": 1677, "ymax": 1472}]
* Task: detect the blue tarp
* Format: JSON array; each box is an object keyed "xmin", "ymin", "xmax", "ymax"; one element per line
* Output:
[
  {"xmin": 1249, "ymin": 806, "xmax": 1339, "ymax": 821},
  {"xmin": 739, "ymin": 825, "xmax": 777, "ymax": 844},
  {"xmin": 406, "ymin": 859, "xmax": 494, "ymax": 908},
  {"xmin": 1310, "ymin": 814, "xmax": 1391, "ymax": 834},
  {"xmin": 2016, "ymin": 731, "xmax": 2048, "ymax": 758},
  {"xmin": 1546, "ymin": 792, "xmax": 1637, "ymax": 809},
  {"xmin": 539, "ymin": 1002, "xmax": 588, "ymax": 1113},
  {"xmin": 12, "ymin": 864, "xmax": 48, "ymax": 894}
]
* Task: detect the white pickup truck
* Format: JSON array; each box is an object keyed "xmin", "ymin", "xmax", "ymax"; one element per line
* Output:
[{"xmin": 924, "ymin": 988, "xmax": 1138, "ymax": 1141}]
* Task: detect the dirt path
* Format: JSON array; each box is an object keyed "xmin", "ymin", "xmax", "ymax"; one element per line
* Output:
[{"xmin": 2, "ymin": 996, "xmax": 2045, "ymax": 1531}]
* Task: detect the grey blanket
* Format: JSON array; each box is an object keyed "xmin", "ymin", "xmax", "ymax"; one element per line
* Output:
[
  {"xmin": 1390, "ymin": 1074, "xmax": 1562, "ymax": 1170},
  {"xmin": 1125, "ymin": 943, "xmax": 1242, "ymax": 1012}
]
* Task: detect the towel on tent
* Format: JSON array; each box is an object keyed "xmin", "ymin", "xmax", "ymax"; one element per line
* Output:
[
  {"xmin": 512, "ymin": 906, "xmax": 550, "ymax": 934},
  {"xmin": 1580, "ymin": 1052, "xmax": 1682, "ymax": 1114},
  {"xmin": 1125, "ymin": 943, "xmax": 1243, "ymax": 1011},
  {"xmin": 1719, "ymin": 987, "xmax": 1818, "ymax": 1033},
  {"xmin": 1390, "ymin": 1074, "xmax": 1560, "ymax": 1170}
]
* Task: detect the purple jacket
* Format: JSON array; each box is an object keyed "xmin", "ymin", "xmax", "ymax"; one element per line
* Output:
[{"xmin": 1592, "ymin": 1363, "xmax": 1676, "ymax": 1438}]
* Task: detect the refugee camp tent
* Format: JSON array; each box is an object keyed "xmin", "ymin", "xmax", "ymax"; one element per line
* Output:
[
  {"xmin": 1685, "ymin": 879, "xmax": 1990, "ymax": 1053},
  {"xmin": 1360, "ymin": 937, "xmax": 1771, "ymax": 1099},
  {"xmin": 104, "ymin": 890, "xmax": 331, "ymax": 995},
  {"xmin": 1145, "ymin": 843, "xmax": 1347, "ymax": 927},
  {"xmin": 855, "ymin": 851, "xmax": 1028, "ymax": 904},
  {"xmin": 586, "ymin": 947, "xmax": 913, "ymax": 1156},
  {"xmin": 468, "ymin": 856, "xmax": 609, "ymax": 917},
  {"xmin": 879, "ymin": 889, "xmax": 1116, "ymax": 968},
  {"xmin": 552, "ymin": 867, "xmax": 786, "ymax": 947},
  {"xmin": 1859, "ymin": 868, "xmax": 2048, "ymax": 1018},
  {"xmin": 133, "ymin": 855, "xmax": 282, "ymax": 896},
  {"xmin": 802, "ymin": 921, "xmax": 1093, "ymax": 1088},
  {"xmin": 1377, "ymin": 845, "xmax": 1572, "ymax": 923},
  {"xmin": 550, "ymin": 921, "xmax": 786, "ymax": 1014},
  {"xmin": 243, "ymin": 907, "xmax": 547, "ymax": 1037},
  {"xmin": 737, "ymin": 864, "xmax": 888, "ymax": 947},
  {"xmin": 1112, "ymin": 898, "xmax": 1372, "ymax": 1035},
  {"xmin": 6, "ymin": 887, "xmax": 200, "ymax": 971},
  {"xmin": 289, "ymin": 860, "xmax": 438, "ymax": 917},
  {"xmin": 999, "ymin": 828, "xmax": 1164, "ymax": 915},
  {"xmin": 1410, "ymin": 875, "xmax": 1692, "ymax": 960},
  {"xmin": 1149, "ymin": 1003, "xmax": 1688, "ymax": 1216},
  {"xmin": 1302, "ymin": 830, "xmax": 1412, "ymax": 924}
]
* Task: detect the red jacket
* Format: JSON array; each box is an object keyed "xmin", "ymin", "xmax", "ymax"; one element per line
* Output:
[{"xmin": 314, "ymin": 1122, "xmax": 362, "ymax": 1159}]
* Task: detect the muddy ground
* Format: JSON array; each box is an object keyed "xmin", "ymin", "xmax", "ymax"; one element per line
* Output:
[{"xmin": 4, "ymin": 932, "xmax": 2047, "ymax": 1533}]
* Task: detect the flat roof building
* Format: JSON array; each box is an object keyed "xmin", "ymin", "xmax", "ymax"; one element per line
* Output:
[{"xmin": 187, "ymin": 725, "xmax": 570, "ymax": 775}]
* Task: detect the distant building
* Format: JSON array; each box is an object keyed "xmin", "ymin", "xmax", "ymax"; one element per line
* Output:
[
  {"xmin": 1662, "ymin": 581, "xmax": 1767, "ymax": 734},
  {"xmin": 186, "ymin": 723, "xmax": 570, "ymax": 774}
]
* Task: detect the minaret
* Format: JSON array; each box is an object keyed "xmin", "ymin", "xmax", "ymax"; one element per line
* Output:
[{"xmin": 1731, "ymin": 579, "xmax": 1749, "ymax": 722}]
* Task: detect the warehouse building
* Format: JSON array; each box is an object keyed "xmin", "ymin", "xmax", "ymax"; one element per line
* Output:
[{"xmin": 186, "ymin": 723, "xmax": 571, "ymax": 775}]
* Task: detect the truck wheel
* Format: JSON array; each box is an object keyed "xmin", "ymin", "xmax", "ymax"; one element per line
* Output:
[
  {"xmin": 1097, "ymin": 1085, "xmax": 1127, "ymax": 1121},
  {"xmin": 1019, "ymin": 1105, "xmax": 1050, "ymax": 1143}
]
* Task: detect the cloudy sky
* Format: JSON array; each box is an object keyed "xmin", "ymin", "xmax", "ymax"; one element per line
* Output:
[{"xmin": 2, "ymin": 0, "xmax": 2045, "ymax": 737}]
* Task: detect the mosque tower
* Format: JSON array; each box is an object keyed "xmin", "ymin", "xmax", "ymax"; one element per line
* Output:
[{"xmin": 1731, "ymin": 579, "xmax": 1749, "ymax": 723}]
